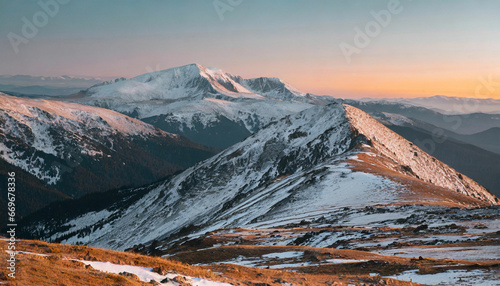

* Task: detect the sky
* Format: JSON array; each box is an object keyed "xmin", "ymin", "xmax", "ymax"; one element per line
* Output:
[{"xmin": 0, "ymin": 0, "xmax": 499, "ymax": 98}]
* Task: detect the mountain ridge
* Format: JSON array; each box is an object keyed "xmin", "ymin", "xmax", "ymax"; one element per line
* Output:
[
  {"xmin": 19, "ymin": 103, "xmax": 496, "ymax": 251},
  {"xmin": 355, "ymin": 95, "xmax": 500, "ymax": 115},
  {"xmin": 66, "ymin": 63, "xmax": 335, "ymax": 148},
  {"xmin": 0, "ymin": 93, "xmax": 217, "ymax": 218}
]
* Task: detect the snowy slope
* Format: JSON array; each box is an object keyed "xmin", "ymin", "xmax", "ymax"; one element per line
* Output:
[
  {"xmin": 72, "ymin": 259, "xmax": 232, "ymax": 286},
  {"xmin": 0, "ymin": 92, "xmax": 170, "ymax": 137},
  {"xmin": 69, "ymin": 64, "xmax": 335, "ymax": 148},
  {"xmin": 345, "ymin": 105, "xmax": 496, "ymax": 203},
  {"xmin": 0, "ymin": 93, "xmax": 215, "ymax": 197},
  {"xmin": 23, "ymin": 104, "xmax": 496, "ymax": 250},
  {"xmin": 367, "ymin": 112, "xmax": 500, "ymax": 198}
]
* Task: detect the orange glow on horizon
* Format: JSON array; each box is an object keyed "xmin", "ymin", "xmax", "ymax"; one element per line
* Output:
[{"xmin": 285, "ymin": 72, "xmax": 500, "ymax": 99}]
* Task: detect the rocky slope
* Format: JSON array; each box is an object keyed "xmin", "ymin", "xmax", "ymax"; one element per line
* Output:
[{"xmin": 19, "ymin": 104, "xmax": 497, "ymax": 250}]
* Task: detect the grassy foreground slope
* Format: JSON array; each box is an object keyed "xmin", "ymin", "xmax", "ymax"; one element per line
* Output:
[{"xmin": 0, "ymin": 238, "xmax": 430, "ymax": 286}]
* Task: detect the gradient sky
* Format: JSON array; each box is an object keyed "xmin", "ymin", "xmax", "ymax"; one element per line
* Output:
[{"xmin": 1, "ymin": 0, "xmax": 499, "ymax": 98}]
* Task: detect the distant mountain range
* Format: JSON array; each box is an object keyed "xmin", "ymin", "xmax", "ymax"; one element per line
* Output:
[
  {"xmin": 0, "ymin": 75, "xmax": 108, "ymax": 97},
  {"xmin": 356, "ymin": 95, "xmax": 500, "ymax": 115},
  {"xmin": 344, "ymin": 99, "xmax": 500, "ymax": 135},
  {"xmin": 455, "ymin": 127, "xmax": 500, "ymax": 154},
  {"xmin": 374, "ymin": 112, "xmax": 500, "ymax": 155}
]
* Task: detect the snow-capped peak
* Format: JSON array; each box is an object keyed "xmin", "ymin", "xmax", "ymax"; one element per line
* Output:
[
  {"xmin": 83, "ymin": 63, "xmax": 308, "ymax": 103},
  {"xmin": 67, "ymin": 64, "xmax": 336, "ymax": 148},
  {"xmin": 84, "ymin": 63, "xmax": 266, "ymax": 102},
  {"xmin": 196, "ymin": 64, "xmax": 260, "ymax": 97}
]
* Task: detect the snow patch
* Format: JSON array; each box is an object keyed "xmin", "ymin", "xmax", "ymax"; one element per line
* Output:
[{"xmin": 71, "ymin": 259, "xmax": 233, "ymax": 286}]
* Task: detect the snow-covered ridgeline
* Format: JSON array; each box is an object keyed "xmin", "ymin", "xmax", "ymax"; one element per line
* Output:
[
  {"xmin": 0, "ymin": 93, "xmax": 171, "ymax": 136},
  {"xmin": 29, "ymin": 104, "xmax": 497, "ymax": 250},
  {"xmin": 345, "ymin": 105, "xmax": 497, "ymax": 204},
  {"xmin": 50, "ymin": 104, "xmax": 359, "ymax": 248},
  {"xmin": 0, "ymin": 93, "xmax": 175, "ymax": 184}
]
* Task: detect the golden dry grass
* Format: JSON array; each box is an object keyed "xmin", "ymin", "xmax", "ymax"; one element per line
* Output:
[
  {"xmin": 0, "ymin": 239, "xmax": 230, "ymax": 286},
  {"xmin": 0, "ymin": 238, "xmax": 435, "ymax": 286}
]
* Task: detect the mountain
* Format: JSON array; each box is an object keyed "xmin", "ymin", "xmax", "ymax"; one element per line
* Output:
[
  {"xmin": 357, "ymin": 95, "xmax": 500, "ymax": 115},
  {"xmin": 344, "ymin": 99, "xmax": 500, "ymax": 134},
  {"xmin": 0, "ymin": 158, "xmax": 70, "ymax": 225},
  {"xmin": 356, "ymin": 112, "xmax": 500, "ymax": 197},
  {"xmin": 19, "ymin": 103, "xmax": 497, "ymax": 250},
  {"xmin": 384, "ymin": 124, "xmax": 500, "ymax": 196},
  {"xmin": 67, "ymin": 64, "xmax": 335, "ymax": 148},
  {"xmin": 0, "ymin": 93, "xmax": 216, "ymax": 219},
  {"xmin": 0, "ymin": 75, "xmax": 106, "ymax": 87},
  {"xmin": 62, "ymin": 71, "xmax": 499, "ymax": 147},
  {"xmin": 0, "ymin": 75, "xmax": 108, "ymax": 97},
  {"xmin": 0, "ymin": 86, "xmax": 86, "ymax": 98},
  {"xmin": 362, "ymin": 110, "xmax": 500, "ymax": 155},
  {"xmin": 456, "ymin": 127, "xmax": 500, "ymax": 154},
  {"xmin": 388, "ymin": 125, "xmax": 500, "ymax": 198}
]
